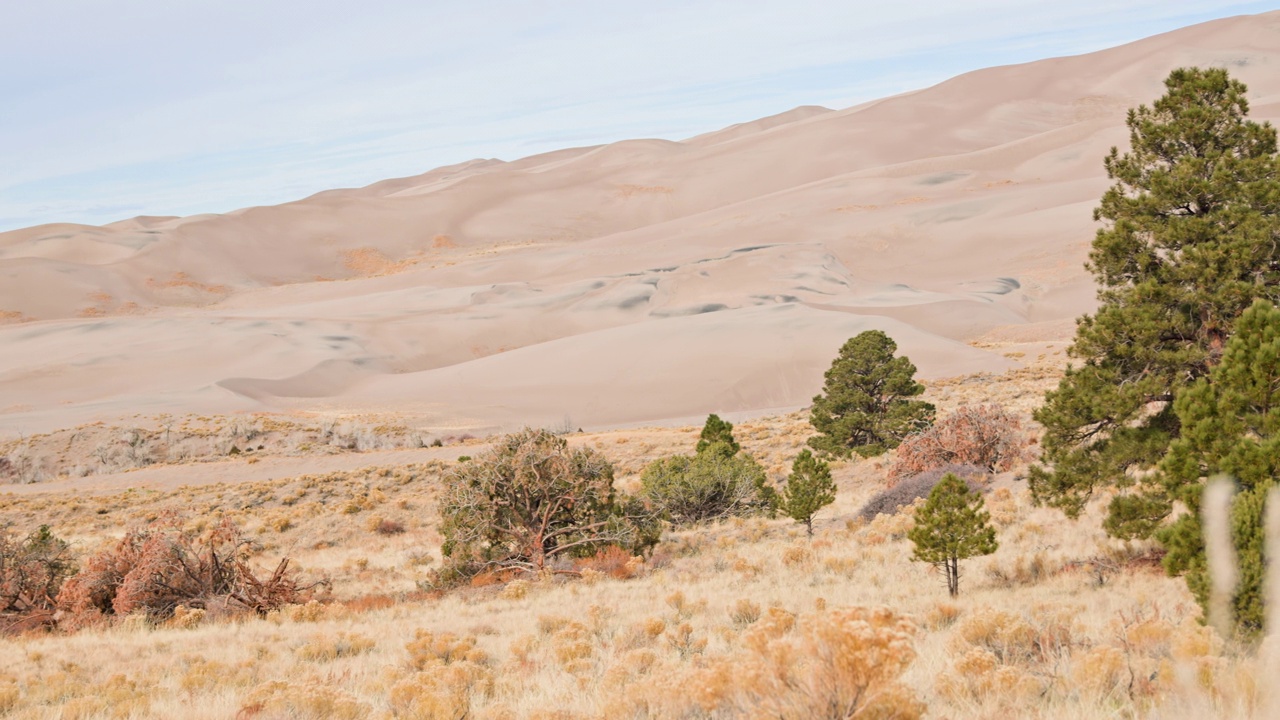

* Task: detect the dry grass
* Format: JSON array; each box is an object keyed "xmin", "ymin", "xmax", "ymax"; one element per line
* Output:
[{"xmin": 1, "ymin": 359, "xmax": 1276, "ymax": 718}]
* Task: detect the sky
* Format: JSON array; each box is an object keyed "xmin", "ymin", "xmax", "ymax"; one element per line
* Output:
[{"xmin": 1, "ymin": 1, "xmax": 1274, "ymax": 231}]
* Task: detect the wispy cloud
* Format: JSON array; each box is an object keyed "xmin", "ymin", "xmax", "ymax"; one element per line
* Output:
[{"xmin": 0, "ymin": 0, "xmax": 1272, "ymax": 230}]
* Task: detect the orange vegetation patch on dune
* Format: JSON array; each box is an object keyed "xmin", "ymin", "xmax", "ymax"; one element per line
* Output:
[
  {"xmin": 616, "ymin": 184, "xmax": 675, "ymax": 198},
  {"xmin": 834, "ymin": 196, "xmax": 929, "ymax": 213},
  {"xmin": 342, "ymin": 247, "xmax": 441, "ymax": 278},
  {"xmin": 0, "ymin": 310, "xmax": 31, "ymax": 324},
  {"xmin": 146, "ymin": 271, "xmax": 231, "ymax": 296}
]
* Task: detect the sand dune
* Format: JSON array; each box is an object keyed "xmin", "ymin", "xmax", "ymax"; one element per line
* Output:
[{"xmin": 2, "ymin": 11, "xmax": 1278, "ymax": 436}]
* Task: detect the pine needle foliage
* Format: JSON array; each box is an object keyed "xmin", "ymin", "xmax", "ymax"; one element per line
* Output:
[
  {"xmin": 909, "ymin": 474, "xmax": 998, "ymax": 597},
  {"xmin": 695, "ymin": 414, "xmax": 741, "ymax": 455},
  {"xmin": 780, "ymin": 450, "xmax": 836, "ymax": 536},
  {"xmin": 1157, "ymin": 300, "xmax": 1280, "ymax": 640},
  {"xmin": 1030, "ymin": 67, "xmax": 1280, "ymax": 535},
  {"xmin": 808, "ymin": 330, "xmax": 934, "ymax": 459}
]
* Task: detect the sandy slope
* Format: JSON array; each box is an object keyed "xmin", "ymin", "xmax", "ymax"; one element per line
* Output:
[{"xmin": 2, "ymin": 11, "xmax": 1279, "ymax": 436}]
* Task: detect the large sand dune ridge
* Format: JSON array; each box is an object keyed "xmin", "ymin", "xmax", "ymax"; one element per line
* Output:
[{"xmin": 3, "ymin": 11, "xmax": 1279, "ymax": 436}]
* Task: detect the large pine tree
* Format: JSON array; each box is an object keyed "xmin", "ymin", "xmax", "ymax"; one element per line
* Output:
[
  {"xmin": 1158, "ymin": 300, "xmax": 1280, "ymax": 640},
  {"xmin": 1030, "ymin": 68, "xmax": 1280, "ymax": 536},
  {"xmin": 808, "ymin": 330, "xmax": 934, "ymax": 459}
]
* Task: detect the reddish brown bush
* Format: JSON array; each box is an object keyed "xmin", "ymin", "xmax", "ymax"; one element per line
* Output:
[
  {"xmin": 341, "ymin": 593, "xmax": 396, "ymax": 614},
  {"xmin": 57, "ymin": 515, "xmax": 321, "ymax": 628},
  {"xmin": 373, "ymin": 519, "xmax": 406, "ymax": 536},
  {"xmin": 889, "ymin": 404, "xmax": 1032, "ymax": 482},
  {"xmin": 468, "ymin": 569, "xmax": 521, "ymax": 588},
  {"xmin": 573, "ymin": 545, "xmax": 638, "ymax": 580}
]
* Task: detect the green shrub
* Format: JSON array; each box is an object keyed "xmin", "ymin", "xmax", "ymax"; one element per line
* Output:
[
  {"xmin": 779, "ymin": 450, "xmax": 836, "ymax": 536},
  {"xmin": 639, "ymin": 442, "xmax": 776, "ymax": 526},
  {"xmin": 909, "ymin": 474, "xmax": 998, "ymax": 597},
  {"xmin": 695, "ymin": 414, "xmax": 740, "ymax": 455}
]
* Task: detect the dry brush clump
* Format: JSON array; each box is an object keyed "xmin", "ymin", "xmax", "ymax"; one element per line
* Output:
[
  {"xmin": 857, "ymin": 464, "xmax": 987, "ymax": 523},
  {"xmin": 4, "ymin": 405, "xmax": 1279, "ymax": 719},
  {"xmin": 56, "ymin": 514, "xmax": 322, "ymax": 628},
  {"xmin": 606, "ymin": 604, "xmax": 924, "ymax": 719},
  {"xmin": 889, "ymin": 404, "xmax": 1033, "ymax": 482}
]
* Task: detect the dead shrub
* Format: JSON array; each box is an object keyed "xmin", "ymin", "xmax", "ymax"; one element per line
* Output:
[
  {"xmin": 56, "ymin": 514, "xmax": 322, "ymax": 628},
  {"xmin": 607, "ymin": 605, "xmax": 923, "ymax": 719},
  {"xmin": 573, "ymin": 545, "xmax": 640, "ymax": 580},
  {"xmin": 370, "ymin": 517, "xmax": 407, "ymax": 536},
  {"xmin": 295, "ymin": 632, "xmax": 376, "ymax": 662},
  {"xmin": 729, "ymin": 599, "xmax": 762, "ymax": 627},
  {"xmin": 857, "ymin": 465, "xmax": 986, "ymax": 522},
  {"xmin": 406, "ymin": 629, "xmax": 489, "ymax": 669},
  {"xmin": 986, "ymin": 552, "xmax": 1060, "ymax": 588},
  {"xmin": 340, "ymin": 593, "xmax": 396, "ymax": 614},
  {"xmin": 951, "ymin": 608, "xmax": 1076, "ymax": 666},
  {"xmin": 889, "ymin": 404, "xmax": 1032, "ymax": 481},
  {"xmin": 238, "ymin": 681, "xmax": 368, "ymax": 720}
]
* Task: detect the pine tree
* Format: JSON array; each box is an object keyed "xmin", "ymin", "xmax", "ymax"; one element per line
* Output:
[
  {"xmin": 808, "ymin": 330, "xmax": 934, "ymax": 459},
  {"xmin": 1030, "ymin": 68, "xmax": 1280, "ymax": 535},
  {"xmin": 696, "ymin": 414, "xmax": 741, "ymax": 455},
  {"xmin": 908, "ymin": 474, "xmax": 997, "ymax": 597},
  {"xmin": 780, "ymin": 450, "xmax": 836, "ymax": 536},
  {"xmin": 1157, "ymin": 300, "xmax": 1280, "ymax": 640}
]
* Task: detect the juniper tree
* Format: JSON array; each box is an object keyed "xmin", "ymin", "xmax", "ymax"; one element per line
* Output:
[
  {"xmin": 808, "ymin": 330, "xmax": 934, "ymax": 459},
  {"xmin": 1157, "ymin": 300, "xmax": 1280, "ymax": 640},
  {"xmin": 1030, "ymin": 68, "xmax": 1280, "ymax": 535},
  {"xmin": 908, "ymin": 474, "xmax": 997, "ymax": 597},
  {"xmin": 438, "ymin": 428, "xmax": 653, "ymax": 581},
  {"xmin": 780, "ymin": 450, "xmax": 836, "ymax": 536},
  {"xmin": 696, "ymin": 414, "xmax": 741, "ymax": 455}
]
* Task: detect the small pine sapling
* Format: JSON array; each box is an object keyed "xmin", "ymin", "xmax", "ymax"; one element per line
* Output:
[
  {"xmin": 696, "ymin": 414, "xmax": 741, "ymax": 455},
  {"xmin": 908, "ymin": 474, "xmax": 997, "ymax": 597},
  {"xmin": 781, "ymin": 450, "xmax": 836, "ymax": 536}
]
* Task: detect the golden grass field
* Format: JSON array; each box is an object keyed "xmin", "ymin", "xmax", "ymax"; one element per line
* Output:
[{"xmin": 1, "ymin": 348, "xmax": 1277, "ymax": 719}]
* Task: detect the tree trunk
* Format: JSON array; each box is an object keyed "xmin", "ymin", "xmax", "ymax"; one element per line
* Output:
[
  {"xmin": 805, "ymin": 517, "xmax": 814, "ymax": 538},
  {"xmin": 530, "ymin": 538, "xmax": 546, "ymax": 570},
  {"xmin": 947, "ymin": 556, "xmax": 960, "ymax": 597}
]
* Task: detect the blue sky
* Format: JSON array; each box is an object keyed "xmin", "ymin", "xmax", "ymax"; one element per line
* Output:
[{"xmin": 1, "ymin": 1, "xmax": 1273, "ymax": 231}]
